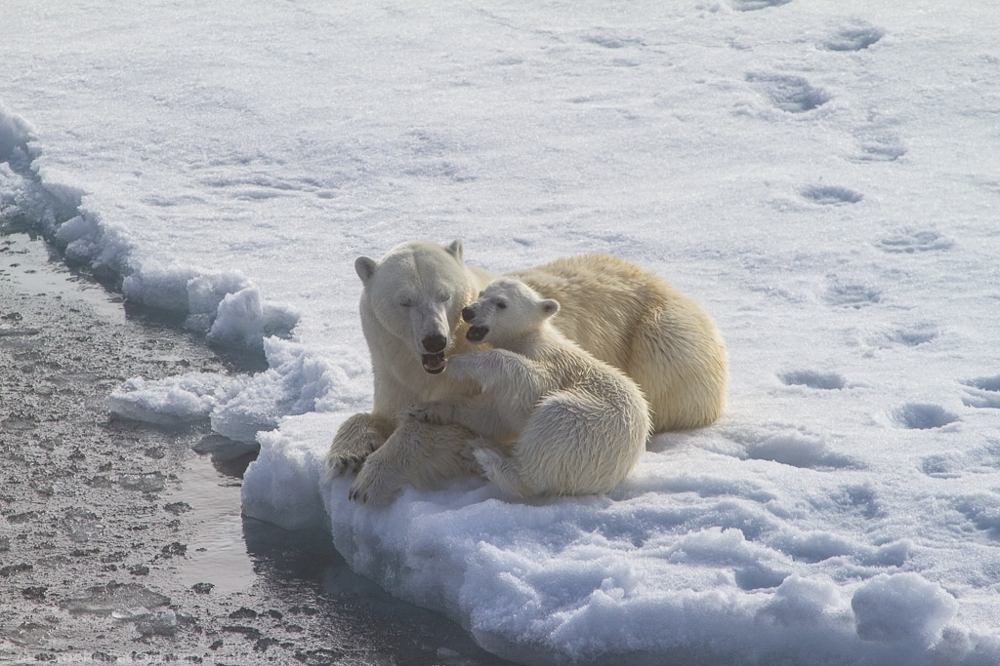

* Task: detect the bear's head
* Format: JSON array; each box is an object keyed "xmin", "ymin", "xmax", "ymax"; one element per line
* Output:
[
  {"xmin": 355, "ymin": 240, "xmax": 477, "ymax": 374},
  {"xmin": 462, "ymin": 278, "xmax": 559, "ymax": 346}
]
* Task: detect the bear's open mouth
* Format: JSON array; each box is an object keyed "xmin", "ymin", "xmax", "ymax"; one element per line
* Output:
[
  {"xmin": 421, "ymin": 352, "xmax": 447, "ymax": 374},
  {"xmin": 466, "ymin": 326, "xmax": 489, "ymax": 343}
]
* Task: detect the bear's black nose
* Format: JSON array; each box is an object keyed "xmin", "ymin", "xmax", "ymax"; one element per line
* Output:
[
  {"xmin": 461, "ymin": 306, "xmax": 475, "ymax": 322},
  {"xmin": 422, "ymin": 333, "xmax": 448, "ymax": 354}
]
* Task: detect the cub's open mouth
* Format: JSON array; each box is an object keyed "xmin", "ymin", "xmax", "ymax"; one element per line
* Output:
[
  {"xmin": 466, "ymin": 326, "xmax": 489, "ymax": 343},
  {"xmin": 421, "ymin": 352, "xmax": 447, "ymax": 374}
]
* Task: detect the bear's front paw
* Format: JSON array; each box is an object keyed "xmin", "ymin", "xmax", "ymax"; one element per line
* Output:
[
  {"xmin": 326, "ymin": 453, "xmax": 367, "ymax": 478},
  {"xmin": 348, "ymin": 459, "xmax": 401, "ymax": 506},
  {"xmin": 326, "ymin": 412, "xmax": 393, "ymax": 478}
]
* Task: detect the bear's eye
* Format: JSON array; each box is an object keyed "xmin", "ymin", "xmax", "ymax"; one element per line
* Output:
[
  {"xmin": 438, "ymin": 294, "xmax": 450, "ymax": 303},
  {"xmin": 496, "ymin": 300, "xmax": 507, "ymax": 310},
  {"xmin": 399, "ymin": 299, "xmax": 413, "ymax": 308}
]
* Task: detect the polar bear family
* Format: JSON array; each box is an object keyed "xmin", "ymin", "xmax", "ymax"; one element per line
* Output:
[
  {"xmin": 329, "ymin": 239, "xmax": 728, "ymax": 504},
  {"xmin": 408, "ymin": 278, "xmax": 651, "ymax": 497}
]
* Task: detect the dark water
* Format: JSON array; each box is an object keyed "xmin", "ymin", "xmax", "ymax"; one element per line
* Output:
[{"xmin": 0, "ymin": 228, "xmax": 517, "ymax": 665}]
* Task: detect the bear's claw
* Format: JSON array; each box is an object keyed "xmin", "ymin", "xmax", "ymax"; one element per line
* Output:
[
  {"xmin": 327, "ymin": 454, "xmax": 367, "ymax": 478},
  {"xmin": 348, "ymin": 458, "xmax": 400, "ymax": 506}
]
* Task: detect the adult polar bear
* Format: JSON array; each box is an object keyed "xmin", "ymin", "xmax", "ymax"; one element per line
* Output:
[{"xmin": 328, "ymin": 239, "xmax": 728, "ymax": 504}]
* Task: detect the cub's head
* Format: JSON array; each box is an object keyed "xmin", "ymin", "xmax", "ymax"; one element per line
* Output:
[{"xmin": 462, "ymin": 278, "xmax": 559, "ymax": 346}]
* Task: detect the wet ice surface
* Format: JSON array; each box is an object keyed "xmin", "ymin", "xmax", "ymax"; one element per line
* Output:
[{"xmin": 0, "ymin": 230, "xmax": 514, "ymax": 665}]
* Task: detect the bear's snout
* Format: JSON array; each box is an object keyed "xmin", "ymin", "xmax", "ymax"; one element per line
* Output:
[
  {"xmin": 461, "ymin": 306, "xmax": 476, "ymax": 323},
  {"xmin": 466, "ymin": 325, "xmax": 489, "ymax": 343},
  {"xmin": 422, "ymin": 333, "xmax": 448, "ymax": 354}
]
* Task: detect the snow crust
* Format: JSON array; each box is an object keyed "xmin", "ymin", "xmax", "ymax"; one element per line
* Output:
[{"xmin": 3, "ymin": 1, "xmax": 1000, "ymax": 663}]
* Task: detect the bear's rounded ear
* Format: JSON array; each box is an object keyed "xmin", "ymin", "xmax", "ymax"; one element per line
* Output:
[
  {"xmin": 446, "ymin": 239, "xmax": 464, "ymax": 263},
  {"xmin": 355, "ymin": 256, "xmax": 377, "ymax": 284},
  {"xmin": 540, "ymin": 299, "xmax": 560, "ymax": 317}
]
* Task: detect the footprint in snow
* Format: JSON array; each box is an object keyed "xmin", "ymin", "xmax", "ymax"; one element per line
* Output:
[
  {"xmin": 779, "ymin": 370, "xmax": 846, "ymax": 390},
  {"xmin": 853, "ymin": 132, "xmax": 908, "ymax": 162},
  {"xmin": 953, "ymin": 495, "xmax": 1000, "ymax": 540},
  {"xmin": 850, "ymin": 111, "xmax": 908, "ymax": 163},
  {"xmin": 746, "ymin": 72, "xmax": 831, "ymax": 113},
  {"xmin": 725, "ymin": 429, "xmax": 858, "ymax": 471},
  {"xmin": 878, "ymin": 322, "xmax": 938, "ymax": 347},
  {"xmin": 801, "ymin": 185, "xmax": 864, "ymax": 205},
  {"xmin": 730, "ymin": 0, "xmax": 792, "ymax": 11},
  {"xmin": 922, "ymin": 440, "xmax": 1000, "ymax": 479},
  {"xmin": 875, "ymin": 228, "xmax": 954, "ymax": 254},
  {"xmin": 893, "ymin": 403, "xmax": 960, "ymax": 430},
  {"xmin": 823, "ymin": 21, "xmax": 885, "ymax": 52},
  {"xmin": 830, "ymin": 484, "xmax": 883, "ymax": 520},
  {"xmin": 961, "ymin": 376, "xmax": 1000, "ymax": 409},
  {"xmin": 921, "ymin": 453, "xmax": 963, "ymax": 479},
  {"xmin": 824, "ymin": 282, "xmax": 882, "ymax": 309}
]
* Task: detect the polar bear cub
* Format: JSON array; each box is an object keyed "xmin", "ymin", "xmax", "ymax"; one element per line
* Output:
[{"xmin": 409, "ymin": 278, "xmax": 651, "ymax": 497}]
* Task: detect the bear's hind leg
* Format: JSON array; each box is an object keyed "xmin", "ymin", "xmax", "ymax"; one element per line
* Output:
[{"xmin": 327, "ymin": 412, "xmax": 396, "ymax": 477}]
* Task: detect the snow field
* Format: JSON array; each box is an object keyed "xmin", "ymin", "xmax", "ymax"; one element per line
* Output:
[{"xmin": 3, "ymin": 0, "xmax": 1000, "ymax": 663}]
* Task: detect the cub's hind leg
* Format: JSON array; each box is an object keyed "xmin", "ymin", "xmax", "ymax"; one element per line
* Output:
[{"xmin": 473, "ymin": 446, "xmax": 534, "ymax": 498}]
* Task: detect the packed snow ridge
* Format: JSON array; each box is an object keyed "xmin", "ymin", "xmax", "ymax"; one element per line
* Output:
[{"xmin": 0, "ymin": 102, "xmax": 298, "ymax": 356}]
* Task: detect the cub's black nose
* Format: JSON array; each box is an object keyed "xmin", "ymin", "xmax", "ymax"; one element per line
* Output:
[
  {"xmin": 422, "ymin": 333, "xmax": 447, "ymax": 354},
  {"xmin": 461, "ymin": 306, "xmax": 475, "ymax": 322}
]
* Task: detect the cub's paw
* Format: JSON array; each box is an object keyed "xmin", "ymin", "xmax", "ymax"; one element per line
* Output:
[
  {"xmin": 473, "ymin": 447, "xmax": 504, "ymax": 478},
  {"xmin": 443, "ymin": 353, "xmax": 481, "ymax": 379},
  {"xmin": 348, "ymin": 459, "xmax": 401, "ymax": 506}
]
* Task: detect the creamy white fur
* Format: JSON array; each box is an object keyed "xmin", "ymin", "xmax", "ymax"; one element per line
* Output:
[
  {"xmin": 410, "ymin": 279, "xmax": 651, "ymax": 497},
  {"xmin": 329, "ymin": 240, "xmax": 727, "ymax": 504}
]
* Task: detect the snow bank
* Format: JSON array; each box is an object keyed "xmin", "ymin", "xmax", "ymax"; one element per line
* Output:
[
  {"xmin": 107, "ymin": 337, "xmax": 352, "ymax": 443},
  {"xmin": 0, "ymin": 102, "xmax": 35, "ymax": 166},
  {"xmin": 240, "ymin": 418, "xmax": 999, "ymax": 665},
  {"xmin": 1, "ymin": 103, "xmax": 298, "ymax": 351},
  {"xmin": 108, "ymin": 373, "xmax": 248, "ymax": 427}
]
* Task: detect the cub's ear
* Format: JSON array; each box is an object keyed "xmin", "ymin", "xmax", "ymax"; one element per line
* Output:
[
  {"xmin": 539, "ymin": 299, "xmax": 560, "ymax": 318},
  {"xmin": 355, "ymin": 256, "xmax": 377, "ymax": 285},
  {"xmin": 446, "ymin": 239, "xmax": 464, "ymax": 262}
]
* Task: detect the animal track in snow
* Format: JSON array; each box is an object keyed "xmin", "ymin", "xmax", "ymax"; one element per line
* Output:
[
  {"xmin": 746, "ymin": 73, "xmax": 830, "ymax": 113},
  {"xmin": 922, "ymin": 441, "xmax": 1000, "ymax": 479},
  {"xmin": 727, "ymin": 429, "xmax": 857, "ymax": 471},
  {"xmin": 731, "ymin": 0, "xmax": 792, "ymax": 11},
  {"xmin": 823, "ymin": 21, "xmax": 885, "ymax": 52},
  {"xmin": 853, "ymin": 133, "xmax": 908, "ymax": 162},
  {"xmin": 954, "ymin": 495, "xmax": 1000, "ymax": 540},
  {"xmin": 876, "ymin": 229, "xmax": 954, "ymax": 254},
  {"xmin": 581, "ymin": 32, "xmax": 644, "ymax": 50},
  {"xmin": 962, "ymin": 376, "xmax": 1000, "ymax": 409},
  {"xmin": 880, "ymin": 322, "xmax": 938, "ymax": 347},
  {"xmin": 893, "ymin": 403, "xmax": 959, "ymax": 430},
  {"xmin": 830, "ymin": 484, "xmax": 882, "ymax": 520},
  {"xmin": 850, "ymin": 111, "xmax": 907, "ymax": 163},
  {"xmin": 824, "ymin": 282, "xmax": 882, "ymax": 309},
  {"xmin": 801, "ymin": 185, "xmax": 864, "ymax": 205},
  {"xmin": 780, "ymin": 370, "xmax": 846, "ymax": 390},
  {"xmin": 922, "ymin": 454, "xmax": 962, "ymax": 479}
]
